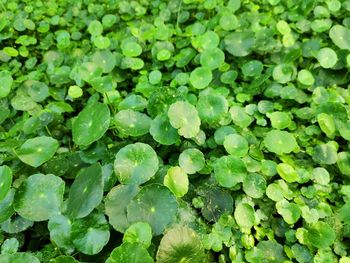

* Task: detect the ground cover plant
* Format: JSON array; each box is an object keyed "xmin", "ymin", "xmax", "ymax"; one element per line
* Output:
[{"xmin": 1, "ymin": 0, "xmax": 350, "ymax": 262}]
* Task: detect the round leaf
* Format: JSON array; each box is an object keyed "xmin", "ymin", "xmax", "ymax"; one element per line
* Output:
[
  {"xmin": 72, "ymin": 102, "xmax": 110, "ymax": 146},
  {"xmin": 276, "ymin": 199, "xmax": 301, "ymax": 224},
  {"xmin": 0, "ymin": 70, "xmax": 13, "ymax": 98},
  {"xmin": 223, "ymin": 134, "xmax": 249, "ymax": 157},
  {"xmin": 243, "ymin": 173, "xmax": 267, "ymax": 199},
  {"xmin": 127, "ymin": 184, "xmax": 178, "ymax": 235},
  {"xmin": 14, "ymin": 174, "xmax": 65, "ymax": 221},
  {"xmin": 105, "ymin": 185, "xmax": 139, "ymax": 233},
  {"xmin": 0, "ymin": 253, "xmax": 40, "ymax": 263},
  {"xmin": 66, "ymin": 164, "xmax": 103, "ymax": 219},
  {"xmin": 200, "ymin": 48, "xmax": 225, "ymax": 69},
  {"xmin": 234, "ymin": 203, "xmax": 255, "ymax": 229},
  {"xmin": 156, "ymin": 226, "xmax": 206, "ymax": 263},
  {"xmin": 48, "ymin": 215, "xmax": 74, "ymax": 253},
  {"xmin": 150, "ymin": 114, "xmax": 180, "ymax": 145},
  {"xmin": 114, "ymin": 109, "xmax": 151, "ymax": 137},
  {"xmin": 317, "ymin": 48, "xmax": 338, "ymax": 68},
  {"xmin": 114, "ymin": 143, "xmax": 159, "ymax": 185},
  {"xmin": 168, "ymin": 101, "xmax": 201, "ymax": 138},
  {"xmin": 17, "ymin": 136, "xmax": 59, "ymax": 167},
  {"xmin": 329, "ymin": 25, "xmax": 350, "ymax": 50},
  {"xmin": 213, "ymin": 155, "xmax": 247, "ymax": 188},
  {"xmin": 306, "ymin": 221, "xmax": 335, "ymax": 249},
  {"xmin": 71, "ymin": 213, "xmax": 110, "ymax": 255},
  {"xmin": 0, "ymin": 165, "xmax": 12, "ymax": 201},
  {"xmin": 264, "ymin": 130, "xmax": 298, "ymax": 155},
  {"xmin": 196, "ymin": 93, "xmax": 228, "ymax": 124},
  {"xmin": 163, "ymin": 166, "xmax": 189, "ymax": 197},
  {"xmin": 178, "ymin": 148, "xmax": 205, "ymax": 174},
  {"xmin": 123, "ymin": 222, "xmax": 153, "ymax": 248},
  {"xmin": 106, "ymin": 242, "xmax": 153, "ymax": 263},
  {"xmin": 189, "ymin": 67, "xmax": 212, "ymax": 90},
  {"xmin": 224, "ymin": 32, "xmax": 255, "ymax": 57}
]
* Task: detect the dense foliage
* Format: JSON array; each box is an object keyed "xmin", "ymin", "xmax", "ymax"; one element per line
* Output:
[{"xmin": 1, "ymin": 0, "xmax": 350, "ymax": 262}]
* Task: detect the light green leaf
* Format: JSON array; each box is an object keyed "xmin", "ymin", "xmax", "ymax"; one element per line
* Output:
[
  {"xmin": 114, "ymin": 143, "xmax": 159, "ymax": 185},
  {"xmin": 163, "ymin": 166, "xmax": 189, "ymax": 197},
  {"xmin": 224, "ymin": 32, "xmax": 255, "ymax": 57},
  {"xmin": 306, "ymin": 221, "xmax": 335, "ymax": 249},
  {"xmin": 178, "ymin": 148, "xmax": 205, "ymax": 174},
  {"xmin": 317, "ymin": 48, "xmax": 338, "ymax": 68},
  {"xmin": 329, "ymin": 25, "xmax": 350, "ymax": 50},
  {"xmin": 106, "ymin": 242, "xmax": 153, "ymax": 263},
  {"xmin": 17, "ymin": 136, "xmax": 59, "ymax": 167},
  {"xmin": 123, "ymin": 222, "xmax": 153, "ymax": 248},
  {"xmin": 214, "ymin": 155, "xmax": 246, "ymax": 188},
  {"xmin": 234, "ymin": 203, "xmax": 255, "ymax": 229},
  {"xmin": 223, "ymin": 134, "xmax": 249, "ymax": 157},
  {"xmin": 156, "ymin": 226, "xmax": 206, "ymax": 263},
  {"xmin": 0, "ymin": 70, "xmax": 13, "ymax": 98},
  {"xmin": 114, "ymin": 109, "xmax": 151, "ymax": 137},
  {"xmin": 168, "ymin": 101, "xmax": 201, "ymax": 138},
  {"xmin": 264, "ymin": 130, "xmax": 298, "ymax": 155},
  {"xmin": 105, "ymin": 185, "xmax": 139, "ymax": 233},
  {"xmin": 190, "ymin": 67, "xmax": 212, "ymax": 90}
]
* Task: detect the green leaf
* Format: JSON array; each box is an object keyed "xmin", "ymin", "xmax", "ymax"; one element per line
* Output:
[
  {"xmin": 197, "ymin": 93, "xmax": 228, "ymax": 124},
  {"xmin": 189, "ymin": 67, "xmax": 212, "ymax": 90},
  {"xmin": 114, "ymin": 143, "xmax": 159, "ymax": 185},
  {"xmin": 17, "ymin": 136, "xmax": 59, "ymax": 167},
  {"xmin": 276, "ymin": 199, "xmax": 301, "ymax": 224},
  {"xmin": 329, "ymin": 25, "xmax": 350, "ymax": 50},
  {"xmin": 234, "ymin": 203, "xmax": 255, "ymax": 229},
  {"xmin": 150, "ymin": 114, "xmax": 180, "ymax": 145},
  {"xmin": 114, "ymin": 109, "xmax": 151, "ymax": 137},
  {"xmin": 178, "ymin": 148, "xmax": 205, "ymax": 174},
  {"xmin": 127, "ymin": 184, "xmax": 178, "ymax": 235},
  {"xmin": 223, "ymin": 134, "xmax": 249, "ymax": 157},
  {"xmin": 0, "ymin": 189, "xmax": 15, "ymax": 223},
  {"xmin": 72, "ymin": 102, "xmax": 110, "ymax": 146},
  {"xmin": 317, "ymin": 48, "xmax": 338, "ymax": 68},
  {"xmin": 306, "ymin": 221, "xmax": 335, "ymax": 249},
  {"xmin": 0, "ymin": 70, "xmax": 13, "ymax": 98},
  {"xmin": 163, "ymin": 166, "xmax": 189, "ymax": 197},
  {"xmin": 71, "ymin": 212, "xmax": 110, "ymax": 255},
  {"xmin": 123, "ymin": 222, "xmax": 153, "ymax": 248},
  {"xmin": 224, "ymin": 32, "xmax": 255, "ymax": 57},
  {"xmin": 277, "ymin": 163, "xmax": 299, "ymax": 183},
  {"xmin": 156, "ymin": 226, "xmax": 207, "ymax": 263},
  {"xmin": 50, "ymin": 256, "xmax": 79, "ymax": 263},
  {"xmin": 297, "ymin": 69, "xmax": 315, "ymax": 85},
  {"xmin": 0, "ymin": 253, "xmax": 40, "ymax": 263},
  {"xmin": 0, "ymin": 165, "xmax": 12, "ymax": 201},
  {"xmin": 200, "ymin": 48, "xmax": 225, "ymax": 70},
  {"xmin": 312, "ymin": 143, "xmax": 337, "ymax": 165},
  {"xmin": 48, "ymin": 214, "xmax": 74, "ymax": 253},
  {"xmin": 66, "ymin": 164, "xmax": 103, "ymax": 219},
  {"xmin": 337, "ymin": 152, "xmax": 350, "ymax": 176},
  {"xmin": 243, "ymin": 173, "xmax": 266, "ymax": 199},
  {"xmin": 264, "ymin": 130, "xmax": 298, "ymax": 155},
  {"xmin": 272, "ymin": 64, "xmax": 297, "ymax": 84},
  {"xmin": 14, "ymin": 174, "xmax": 64, "ymax": 221},
  {"xmin": 168, "ymin": 101, "xmax": 201, "ymax": 138},
  {"xmin": 214, "ymin": 155, "xmax": 247, "ymax": 188},
  {"xmin": 121, "ymin": 40, "xmax": 142, "ymax": 57},
  {"xmin": 105, "ymin": 185, "xmax": 139, "ymax": 233},
  {"xmin": 106, "ymin": 242, "xmax": 153, "ymax": 263},
  {"xmin": 246, "ymin": 240, "xmax": 286, "ymax": 263},
  {"xmin": 88, "ymin": 20, "xmax": 103, "ymax": 36}
]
